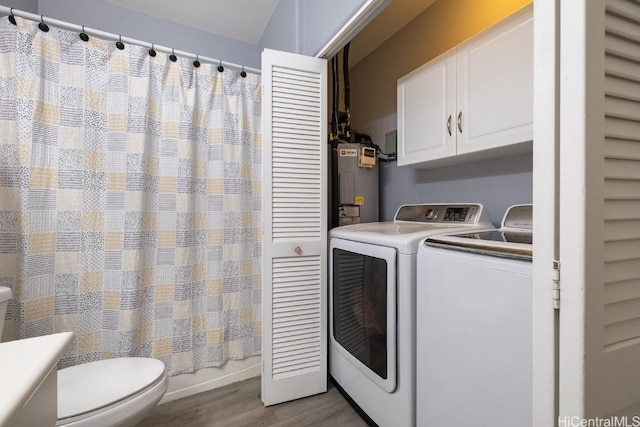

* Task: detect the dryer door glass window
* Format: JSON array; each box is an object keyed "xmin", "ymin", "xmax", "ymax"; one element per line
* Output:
[{"xmin": 333, "ymin": 248, "xmax": 388, "ymax": 379}]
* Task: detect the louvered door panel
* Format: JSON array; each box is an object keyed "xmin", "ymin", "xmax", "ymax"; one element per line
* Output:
[
  {"xmin": 272, "ymin": 256, "xmax": 321, "ymax": 378},
  {"xmin": 559, "ymin": 0, "xmax": 640, "ymax": 418},
  {"xmin": 261, "ymin": 49, "xmax": 327, "ymax": 406},
  {"xmin": 603, "ymin": 2, "xmax": 640, "ymax": 349},
  {"xmin": 271, "ymin": 66, "xmax": 322, "ymax": 241}
]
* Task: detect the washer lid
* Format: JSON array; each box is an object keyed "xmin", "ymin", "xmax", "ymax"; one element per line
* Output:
[
  {"xmin": 57, "ymin": 357, "xmax": 166, "ymax": 420},
  {"xmin": 425, "ymin": 232, "xmax": 533, "ymax": 261}
]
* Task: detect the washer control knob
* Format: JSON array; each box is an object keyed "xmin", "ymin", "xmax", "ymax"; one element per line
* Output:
[
  {"xmin": 425, "ymin": 209, "xmax": 436, "ymax": 220},
  {"xmin": 294, "ymin": 246, "xmax": 302, "ymax": 254}
]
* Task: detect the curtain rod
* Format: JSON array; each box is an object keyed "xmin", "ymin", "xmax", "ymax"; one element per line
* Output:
[{"xmin": 0, "ymin": 6, "xmax": 261, "ymax": 75}]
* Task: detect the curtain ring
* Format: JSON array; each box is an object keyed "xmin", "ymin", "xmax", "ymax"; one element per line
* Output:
[
  {"xmin": 170, "ymin": 48, "xmax": 177, "ymax": 62},
  {"xmin": 240, "ymin": 66, "xmax": 247, "ymax": 78},
  {"xmin": 38, "ymin": 15, "xmax": 49, "ymax": 32},
  {"xmin": 8, "ymin": 8, "xmax": 16, "ymax": 25},
  {"xmin": 116, "ymin": 35, "xmax": 124, "ymax": 50},
  {"xmin": 217, "ymin": 60, "xmax": 224, "ymax": 73},
  {"xmin": 148, "ymin": 43, "xmax": 156, "ymax": 57},
  {"xmin": 79, "ymin": 25, "xmax": 89, "ymax": 42},
  {"xmin": 193, "ymin": 54, "xmax": 201, "ymax": 68}
]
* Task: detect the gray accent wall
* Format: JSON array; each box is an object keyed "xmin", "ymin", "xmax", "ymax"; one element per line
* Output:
[
  {"xmin": 259, "ymin": 0, "xmax": 300, "ymax": 55},
  {"xmin": 38, "ymin": 0, "xmax": 260, "ymax": 68},
  {"xmin": 348, "ymin": 0, "xmax": 533, "ymax": 227},
  {"xmin": 380, "ymin": 153, "xmax": 533, "ymax": 226},
  {"xmin": 299, "ymin": 0, "xmax": 367, "ymax": 56},
  {"xmin": 259, "ymin": 0, "xmax": 370, "ymax": 57},
  {"xmin": 15, "ymin": 0, "xmax": 383, "ymax": 68},
  {"xmin": 3, "ymin": 0, "xmax": 37, "ymax": 13}
]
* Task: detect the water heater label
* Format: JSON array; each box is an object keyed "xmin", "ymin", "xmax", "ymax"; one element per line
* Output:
[
  {"xmin": 339, "ymin": 205, "xmax": 360, "ymax": 217},
  {"xmin": 339, "ymin": 148, "xmax": 358, "ymax": 157},
  {"xmin": 354, "ymin": 196, "xmax": 365, "ymax": 205}
]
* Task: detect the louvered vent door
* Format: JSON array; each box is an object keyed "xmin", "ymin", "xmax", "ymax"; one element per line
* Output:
[
  {"xmin": 602, "ymin": 0, "xmax": 640, "ymax": 359},
  {"xmin": 559, "ymin": 0, "xmax": 640, "ymax": 418},
  {"xmin": 261, "ymin": 49, "xmax": 327, "ymax": 406},
  {"xmin": 599, "ymin": 0, "xmax": 640, "ymax": 414}
]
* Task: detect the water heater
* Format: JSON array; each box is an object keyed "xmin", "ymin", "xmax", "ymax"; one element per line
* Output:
[{"xmin": 334, "ymin": 143, "xmax": 379, "ymax": 226}]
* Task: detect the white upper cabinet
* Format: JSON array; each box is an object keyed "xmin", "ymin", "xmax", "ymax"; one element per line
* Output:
[
  {"xmin": 456, "ymin": 8, "xmax": 533, "ymax": 154},
  {"xmin": 397, "ymin": 49, "xmax": 456, "ymax": 165},
  {"xmin": 397, "ymin": 5, "xmax": 533, "ymax": 167}
]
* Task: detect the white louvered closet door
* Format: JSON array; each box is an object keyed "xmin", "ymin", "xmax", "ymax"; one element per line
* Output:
[
  {"xmin": 261, "ymin": 49, "xmax": 328, "ymax": 406},
  {"xmin": 559, "ymin": 0, "xmax": 640, "ymax": 419}
]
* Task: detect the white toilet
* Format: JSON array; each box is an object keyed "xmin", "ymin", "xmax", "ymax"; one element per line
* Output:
[{"xmin": 0, "ymin": 287, "xmax": 169, "ymax": 427}]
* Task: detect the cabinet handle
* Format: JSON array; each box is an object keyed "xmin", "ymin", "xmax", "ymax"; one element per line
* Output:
[
  {"xmin": 447, "ymin": 115, "xmax": 452, "ymax": 136},
  {"xmin": 457, "ymin": 111, "xmax": 463, "ymax": 133}
]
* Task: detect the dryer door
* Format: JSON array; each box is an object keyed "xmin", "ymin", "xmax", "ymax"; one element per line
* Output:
[{"xmin": 330, "ymin": 238, "xmax": 397, "ymax": 392}]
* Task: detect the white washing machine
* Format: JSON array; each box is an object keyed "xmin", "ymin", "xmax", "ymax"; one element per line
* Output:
[
  {"xmin": 416, "ymin": 204, "xmax": 533, "ymax": 427},
  {"xmin": 329, "ymin": 203, "xmax": 493, "ymax": 427}
]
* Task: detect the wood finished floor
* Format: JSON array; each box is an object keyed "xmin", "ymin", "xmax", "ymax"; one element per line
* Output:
[{"xmin": 138, "ymin": 377, "xmax": 369, "ymax": 427}]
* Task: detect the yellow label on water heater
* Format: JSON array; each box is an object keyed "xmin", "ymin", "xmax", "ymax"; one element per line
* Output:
[{"xmin": 354, "ymin": 196, "xmax": 365, "ymax": 205}]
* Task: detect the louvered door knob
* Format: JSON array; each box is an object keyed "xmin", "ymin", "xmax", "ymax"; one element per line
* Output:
[{"xmin": 294, "ymin": 246, "xmax": 302, "ymax": 254}]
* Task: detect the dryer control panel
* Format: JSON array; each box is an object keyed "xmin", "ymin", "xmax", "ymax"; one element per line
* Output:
[{"xmin": 394, "ymin": 204, "xmax": 483, "ymax": 224}]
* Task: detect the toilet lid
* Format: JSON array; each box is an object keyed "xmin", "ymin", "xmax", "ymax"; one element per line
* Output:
[{"xmin": 57, "ymin": 357, "xmax": 166, "ymax": 420}]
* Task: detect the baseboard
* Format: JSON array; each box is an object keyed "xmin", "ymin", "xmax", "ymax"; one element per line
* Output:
[{"xmin": 159, "ymin": 356, "xmax": 261, "ymax": 404}]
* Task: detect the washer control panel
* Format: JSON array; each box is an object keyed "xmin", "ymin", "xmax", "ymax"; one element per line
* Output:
[{"xmin": 394, "ymin": 204, "xmax": 481, "ymax": 224}]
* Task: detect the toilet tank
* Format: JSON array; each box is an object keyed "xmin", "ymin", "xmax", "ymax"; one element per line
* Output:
[{"xmin": 0, "ymin": 287, "xmax": 11, "ymax": 342}]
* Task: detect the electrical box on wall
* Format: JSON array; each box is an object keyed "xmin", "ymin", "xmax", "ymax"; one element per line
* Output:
[
  {"xmin": 385, "ymin": 130, "xmax": 397, "ymax": 155},
  {"xmin": 358, "ymin": 146, "xmax": 376, "ymax": 168},
  {"xmin": 335, "ymin": 143, "xmax": 379, "ymax": 226}
]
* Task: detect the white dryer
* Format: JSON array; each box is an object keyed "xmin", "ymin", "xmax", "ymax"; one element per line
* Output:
[
  {"xmin": 416, "ymin": 204, "xmax": 533, "ymax": 427},
  {"xmin": 329, "ymin": 204, "xmax": 493, "ymax": 427}
]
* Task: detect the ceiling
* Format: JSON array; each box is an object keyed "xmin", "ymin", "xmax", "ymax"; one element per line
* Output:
[{"xmin": 102, "ymin": 0, "xmax": 438, "ymax": 62}]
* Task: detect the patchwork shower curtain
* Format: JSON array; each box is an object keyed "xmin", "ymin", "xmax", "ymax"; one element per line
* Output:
[{"xmin": 0, "ymin": 17, "xmax": 261, "ymax": 375}]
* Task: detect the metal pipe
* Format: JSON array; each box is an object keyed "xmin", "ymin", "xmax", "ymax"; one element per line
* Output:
[{"xmin": 0, "ymin": 6, "xmax": 261, "ymax": 75}]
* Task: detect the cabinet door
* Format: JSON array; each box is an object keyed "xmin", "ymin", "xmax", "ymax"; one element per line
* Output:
[
  {"xmin": 456, "ymin": 8, "xmax": 533, "ymax": 154},
  {"xmin": 397, "ymin": 49, "xmax": 456, "ymax": 165}
]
